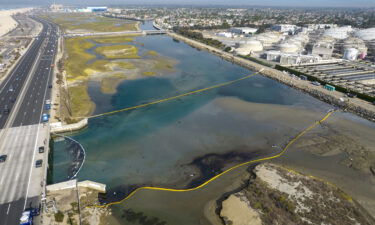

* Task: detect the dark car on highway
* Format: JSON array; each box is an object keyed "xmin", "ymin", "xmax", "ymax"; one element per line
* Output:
[
  {"xmin": 3, "ymin": 105, "xmax": 9, "ymax": 114},
  {"xmin": 38, "ymin": 146, "xmax": 44, "ymax": 153},
  {"xmin": 0, "ymin": 155, "xmax": 7, "ymax": 163},
  {"xmin": 35, "ymin": 159, "xmax": 43, "ymax": 168}
]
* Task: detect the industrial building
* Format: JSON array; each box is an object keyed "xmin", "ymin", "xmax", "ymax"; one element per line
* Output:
[
  {"xmin": 78, "ymin": 7, "xmax": 107, "ymax": 13},
  {"xmin": 264, "ymin": 51, "xmax": 321, "ymax": 65},
  {"xmin": 229, "ymin": 27, "xmax": 258, "ymax": 35},
  {"xmin": 216, "ymin": 32, "xmax": 234, "ymax": 38},
  {"xmin": 306, "ymin": 24, "xmax": 337, "ymax": 30},
  {"xmin": 272, "ymin": 24, "xmax": 297, "ymax": 33},
  {"xmin": 50, "ymin": 4, "xmax": 64, "ymax": 12},
  {"xmin": 287, "ymin": 61, "xmax": 375, "ymax": 98},
  {"xmin": 208, "ymin": 23, "xmax": 375, "ymax": 65}
]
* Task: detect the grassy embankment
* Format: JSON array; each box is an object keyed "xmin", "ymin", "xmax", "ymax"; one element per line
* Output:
[{"xmin": 42, "ymin": 13, "xmax": 138, "ymax": 32}]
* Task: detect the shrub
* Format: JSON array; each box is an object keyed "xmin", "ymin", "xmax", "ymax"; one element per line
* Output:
[{"xmin": 54, "ymin": 211, "xmax": 64, "ymax": 222}]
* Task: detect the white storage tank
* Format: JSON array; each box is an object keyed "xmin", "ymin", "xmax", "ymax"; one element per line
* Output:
[
  {"xmin": 234, "ymin": 40, "xmax": 263, "ymax": 55},
  {"xmin": 343, "ymin": 37, "xmax": 367, "ymax": 55},
  {"xmin": 324, "ymin": 26, "xmax": 353, "ymax": 40},
  {"xmin": 343, "ymin": 48, "xmax": 359, "ymax": 61},
  {"xmin": 355, "ymin": 28, "xmax": 375, "ymax": 41},
  {"xmin": 278, "ymin": 43, "xmax": 300, "ymax": 53},
  {"xmin": 255, "ymin": 32, "xmax": 281, "ymax": 46}
]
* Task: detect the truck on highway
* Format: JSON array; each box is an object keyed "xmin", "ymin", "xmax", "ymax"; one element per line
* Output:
[
  {"xmin": 20, "ymin": 208, "xmax": 40, "ymax": 225},
  {"xmin": 19, "ymin": 208, "xmax": 39, "ymax": 225},
  {"xmin": 45, "ymin": 99, "xmax": 51, "ymax": 110},
  {"xmin": 19, "ymin": 210, "xmax": 32, "ymax": 225}
]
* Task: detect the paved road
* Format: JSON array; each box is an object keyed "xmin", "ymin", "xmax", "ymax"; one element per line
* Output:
[
  {"xmin": 0, "ymin": 16, "xmax": 58, "ymax": 225},
  {"xmin": 0, "ymin": 18, "xmax": 47, "ymax": 129}
]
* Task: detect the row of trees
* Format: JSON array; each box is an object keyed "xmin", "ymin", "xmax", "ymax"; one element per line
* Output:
[{"xmin": 174, "ymin": 28, "xmax": 224, "ymax": 49}]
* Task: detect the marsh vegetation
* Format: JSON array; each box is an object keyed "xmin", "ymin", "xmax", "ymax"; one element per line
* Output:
[{"xmin": 63, "ymin": 35, "xmax": 177, "ymax": 118}]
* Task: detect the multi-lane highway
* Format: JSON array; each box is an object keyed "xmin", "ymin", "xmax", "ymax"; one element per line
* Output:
[{"xmin": 0, "ymin": 15, "xmax": 58, "ymax": 225}]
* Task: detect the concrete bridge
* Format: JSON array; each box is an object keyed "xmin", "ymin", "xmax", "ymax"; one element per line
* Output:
[{"xmin": 63, "ymin": 30, "xmax": 166, "ymax": 37}]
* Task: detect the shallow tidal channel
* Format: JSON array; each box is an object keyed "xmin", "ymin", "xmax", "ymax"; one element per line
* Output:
[{"xmin": 53, "ymin": 32, "xmax": 375, "ymax": 224}]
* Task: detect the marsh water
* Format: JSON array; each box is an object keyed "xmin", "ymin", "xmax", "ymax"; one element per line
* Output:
[
  {"xmin": 52, "ymin": 23, "xmax": 375, "ymax": 225},
  {"xmin": 53, "ymin": 33, "xmax": 329, "ymax": 183}
]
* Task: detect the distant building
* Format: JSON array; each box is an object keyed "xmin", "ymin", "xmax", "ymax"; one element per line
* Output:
[
  {"xmin": 87, "ymin": 7, "xmax": 107, "ymax": 12},
  {"xmin": 50, "ymin": 4, "xmax": 63, "ymax": 12},
  {"xmin": 77, "ymin": 6, "xmax": 107, "ymax": 13},
  {"xmin": 306, "ymin": 24, "xmax": 337, "ymax": 30},
  {"xmin": 108, "ymin": 8, "xmax": 122, "ymax": 14},
  {"xmin": 216, "ymin": 32, "xmax": 234, "ymax": 38},
  {"xmin": 272, "ymin": 24, "xmax": 297, "ymax": 33},
  {"xmin": 229, "ymin": 27, "xmax": 258, "ymax": 35}
]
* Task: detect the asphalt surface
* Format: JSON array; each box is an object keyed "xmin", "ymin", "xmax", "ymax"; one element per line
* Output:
[
  {"xmin": 0, "ymin": 15, "xmax": 58, "ymax": 225},
  {"xmin": 0, "ymin": 19, "xmax": 45, "ymax": 129}
]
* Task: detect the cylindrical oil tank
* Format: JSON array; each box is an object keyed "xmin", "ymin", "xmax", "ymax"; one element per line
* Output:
[
  {"xmin": 278, "ymin": 43, "xmax": 299, "ymax": 53},
  {"xmin": 343, "ymin": 48, "xmax": 359, "ymax": 60},
  {"xmin": 355, "ymin": 28, "xmax": 375, "ymax": 41},
  {"xmin": 234, "ymin": 40, "xmax": 263, "ymax": 55}
]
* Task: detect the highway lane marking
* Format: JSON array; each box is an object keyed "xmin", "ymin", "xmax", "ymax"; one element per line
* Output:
[
  {"xmin": 0, "ymin": 35, "xmax": 40, "ymax": 95},
  {"xmin": 23, "ymin": 31, "xmax": 56, "ymax": 209},
  {"xmin": 0, "ymin": 48, "xmax": 44, "ymax": 150},
  {"xmin": 6, "ymin": 204, "xmax": 10, "ymax": 215}
]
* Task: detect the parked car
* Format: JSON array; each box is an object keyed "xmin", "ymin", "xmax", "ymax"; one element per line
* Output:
[
  {"xmin": 300, "ymin": 75, "xmax": 308, "ymax": 80},
  {"xmin": 346, "ymin": 93, "xmax": 357, "ymax": 98},
  {"xmin": 35, "ymin": 160, "xmax": 43, "ymax": 168},
  {"xmin": 0, "ymin": 155, "xmax": 7, "ymax": 163},
  {"xmin": 311, "ymin": 81, "xmax": 321, "ymax": 86},
  {"xmin": 38, "ymin": 146, "xmax": 44, "ymax": 153}
]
